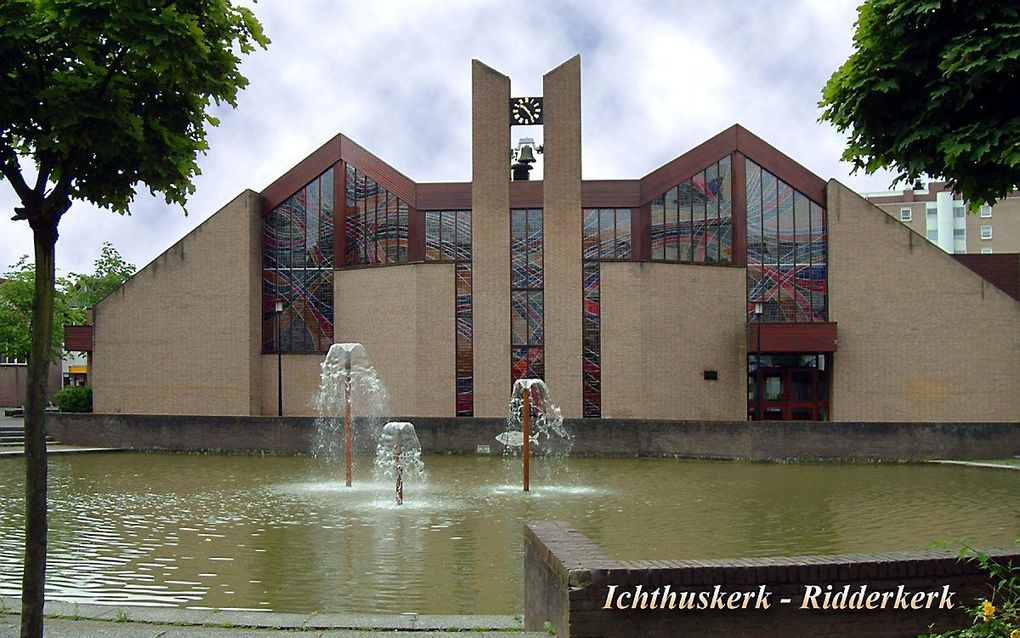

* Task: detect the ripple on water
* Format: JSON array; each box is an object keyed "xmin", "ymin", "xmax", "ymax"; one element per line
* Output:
[{"xmin": 0, "ymin": 453, "xmax": 1014, "ymax": 615}]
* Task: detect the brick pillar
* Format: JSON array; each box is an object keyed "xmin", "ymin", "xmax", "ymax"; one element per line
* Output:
[
  {"xmin": 471, "ymin": 60, "xmax": 511, "ymax": 417},
  {"xmin": 542, "ymin": 55, "xmax": 583, "ymax": 417}
]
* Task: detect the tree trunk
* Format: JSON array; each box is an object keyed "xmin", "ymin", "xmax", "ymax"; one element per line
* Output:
[{"xmin": 20, "ymin": 218, "xmax": 57, "ymax": 638}]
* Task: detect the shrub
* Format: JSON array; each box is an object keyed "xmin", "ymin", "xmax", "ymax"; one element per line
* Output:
[
  {"xmin": 921, "ymin": 547, "xmax": 1019, "ymax": 637},
  {"xmin": 55, "ymin": 386, "xmax": 92, "ymax": 413}
]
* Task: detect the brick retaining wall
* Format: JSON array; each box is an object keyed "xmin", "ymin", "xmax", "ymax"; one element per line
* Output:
[
  {"xmin": 46, "ymin": 414, "xmax": 1020, "ymax": 460},
  {"xmin": 524, "ymin": 522, "xmax": 1018, "ymax": 638}
]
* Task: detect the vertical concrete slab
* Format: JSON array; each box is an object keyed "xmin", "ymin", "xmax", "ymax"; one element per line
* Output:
[
  {"xmin": 601, "ymin": 262, "xmax": 746, "ymax": 420},
  {"xmin": 335, "ymin": 263, "xmax": 456, "ymax": 417},
  {"xmin": 827, "ymin": 180, "xmax": 1020, "ymax": 421},
  {"xmin": 92, "ymin": 190, "xmax": 263, "ymax": 415},
  {"xmin": 542, "ymin": 55, "xmax": 583, "ymax": 418},
  {"xmin": 259, "ymin": 354, "xmax": 323, "ymax": 416},
  {"xmin": 247, "ymin": 190, "xmax": 264, "ymax": 415},
  {"xmin": 471, "ymin": 60, "xmax": 511, "ymax": 417}
]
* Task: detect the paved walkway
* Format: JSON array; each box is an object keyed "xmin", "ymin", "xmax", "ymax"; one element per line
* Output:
[
  {"xmin": 928, "ymin": 458, "xmax": 1020, "ymax": 471},
  {"xmin": 0, "ymin": 413, "xmax": 123, "ymax": 457},
  {"xmin": 0, "ymin": 599, "xmax": 545, "ymax": 637},
  {"xmin": 0, "ymin": 617, "xmax": 544, "ymax": 637},
  {"xmin": 0, "ymin": 445, "xmax": 125, "ymax": 457}
]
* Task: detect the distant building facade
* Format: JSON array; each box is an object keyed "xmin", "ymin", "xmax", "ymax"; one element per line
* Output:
[
  {"xmin": 0, "ymin": 355, "xmax": 62, "ymax": 407},
  {"xmin": 864, "ymin": 182, "xmax": 1020, "ymax": 255},
  {"xmin": 70, "ymin": 57, "xmax": 1020, "ymax": 422}
]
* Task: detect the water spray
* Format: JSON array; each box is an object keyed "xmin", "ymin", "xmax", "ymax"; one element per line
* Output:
[
  {"xmin": 522, "ymin": 385, "xmax": 530, "ymax": 492},
  {"xmin": 375, "ymin": 421, "xmax": 424, "ymax": 505},
  {"xmin": 344, "ymin": 349, "xmax": 353, "ymax": 487},
  {"xmin": 499, "ymin": 379, "xmax": 573, "ymax": 493}
]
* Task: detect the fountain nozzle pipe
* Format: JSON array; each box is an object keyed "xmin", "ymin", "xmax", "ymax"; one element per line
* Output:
[
  {"xmin": 523, "ymin": 386, "xmax": 530, "ymax": 492},
  {"xmin": 395, "ymin": 440, "xmax": 404, "ymax": 505},
  {"xmin": 344, "ymin": 351, "xmax": 353, "ymax": 487}
]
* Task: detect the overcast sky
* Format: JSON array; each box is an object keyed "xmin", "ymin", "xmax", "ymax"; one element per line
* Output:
[{"xmin": 0, "ymin": 0, "xmax": 902, "ymax": 277}]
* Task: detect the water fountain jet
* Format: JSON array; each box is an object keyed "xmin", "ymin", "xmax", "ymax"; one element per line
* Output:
[
  {"xmin": 314, "ymin": 343, "xmax": 389, "ymax": 485},
  {"xmin": 500, "ymin": 379, "xmax": 572, "ymax": 492},
  {"xmin": 374, "ymin": 421, "xmax": 425, "ymax": 505}
]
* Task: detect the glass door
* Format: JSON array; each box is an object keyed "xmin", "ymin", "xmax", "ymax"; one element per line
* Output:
[
  {"xmin": 751, "ymin": 365, "xmax": 829, "ymax": 421},
  {"xmin": 760, "ymin": 370, "xmax": 785, "ymax": 420}
]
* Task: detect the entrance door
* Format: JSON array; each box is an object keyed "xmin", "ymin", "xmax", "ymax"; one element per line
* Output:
[{"xmin": 754, "ymin": 367, "xmax": 827, "ymax": 420}]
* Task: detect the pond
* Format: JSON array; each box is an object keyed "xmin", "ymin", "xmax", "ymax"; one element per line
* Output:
[{"xmin": 0, "ymin": 453, "xmax": 1016, "ymax": 614}]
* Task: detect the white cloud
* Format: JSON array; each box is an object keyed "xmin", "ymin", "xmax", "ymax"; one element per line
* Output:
[{"xmin": 0, "ymin": 0, "xmax": 900, "ymax": 276}]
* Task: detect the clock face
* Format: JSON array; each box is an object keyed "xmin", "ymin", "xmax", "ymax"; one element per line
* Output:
[{"xmin": 510, "ymin": 97, "xmax": 543, "ymax": 125}]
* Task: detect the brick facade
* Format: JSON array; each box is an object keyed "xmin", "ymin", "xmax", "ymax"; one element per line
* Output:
[
  {"xmin": 335, "ymin": 263, "xmax": 456, "ymax": 417},
  {"xmin": 470, "ymin": 60, "xmax": 512, "ymax": 418},
  {"xmin": 92, "ymin": 190, "xmax": 263, "ymax": 415},
  {"xmin": 828, "ymin": 182, "xmax": 1020, "ymax": 421},
  {"xmin": 83, "ymin": 57, "xmax": 1020, "ymax": 423},
  {"xmin": 0, "ymin": 364, "xmax": 61, "ymax": 407},
  {"xmin": 600, "ymin": 262, "xmax": 747, "ymax": 420}
]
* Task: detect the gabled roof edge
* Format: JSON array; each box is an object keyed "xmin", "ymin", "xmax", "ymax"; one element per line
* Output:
[
  {"xmin": 260, "ymin": 124, "xmax": 831, "ymax": 214},
  {"xmin": 261, "ymin": 133, "xmax": 418, "ymax": 214},
  {"xmin": 638, "ymin": 124, "xmax": 828, "ymax": 206}
]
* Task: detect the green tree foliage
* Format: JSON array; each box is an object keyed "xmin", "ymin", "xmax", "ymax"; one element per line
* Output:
[
  {"xmin": 0, "ymin": 0, "xmax": 268, "ymax": 214},
  {"xmin": 0, "ymin": 2, "xmax": 267, "ymax": 636},
  {"xmin": 0, "ymin": 243, "xmax": 135, "ymax": 362},
  {"xmin": 69, "ymin": 241, "xmax": 136, "ymax": 309},
  {"xmin": 820, "ymin": 1, "xmax": 1020, "ymax": 206},
  {"xmin": 0, "ymin": 257, "xmax": 81, "ymax": 362}
]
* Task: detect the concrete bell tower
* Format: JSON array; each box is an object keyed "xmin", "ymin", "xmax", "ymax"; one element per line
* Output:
[{"xmin": 470, "ymin": 55, "xmax": 583, "ymax": 417}]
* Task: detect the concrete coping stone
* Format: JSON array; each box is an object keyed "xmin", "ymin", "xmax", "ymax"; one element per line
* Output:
[{"xmin": 526, "ymin": 522, "xmax": 1019, "ymax": 585}]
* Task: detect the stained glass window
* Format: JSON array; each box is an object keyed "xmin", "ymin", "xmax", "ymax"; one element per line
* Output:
[
  {"xmin": 582, "ymin": 260, "xmax": 601, "ymax": 418},
  {"xmin": 584, "ymin": 208, "xmax": 631, "ymax": 260},
  {"xmin": 511, "ymin": 208, "xmax": 544, "ymax": 382},
  {"xmin": 664, "ymin": 187, "xmax": 679, "ymax": 261},
  {"xmin": 650, "ymin": 195, "xmax": 665, "ymax": 260},
  {"xmin": 717, "ymin": 155, "xmax": 733, "ymax": 262},
  {"xmin": 745, "ymin": 158, "xmax": 827, "ymax": 322},
  {"xmin": 455, "ymin": 261, "xmax": 473, "ymax": 416},
  {"xmin": 649, "ymin": 158, "xmax": 733, "ymax": 265},
  {"xmin": 262, "ymin": 166, "xmax": 336, "ymax": 353},
  {"xmin": 425, "ymin": 210, "xmax": 474, "ymax": 416},
  {"xmin": 580, "ymin": 207, "xmax": 634, "ymax": 418},
  {"xmin": 344, "ymin": 164, "xmax": 410, "ymax": 267}
]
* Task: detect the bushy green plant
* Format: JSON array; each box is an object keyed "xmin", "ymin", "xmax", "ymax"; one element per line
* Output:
[
  {"xmin": 54, "ymin": 386, "xmax": 91, "ymax": 413},
  {"xmin": 922, "ymin": 548, "xmax": 1018, "ymax": 637}
]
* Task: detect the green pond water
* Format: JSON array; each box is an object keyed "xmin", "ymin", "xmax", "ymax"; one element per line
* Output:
[{"xmin": 0, "ymin": 453, "xmax": 1016, "ymax": 614}]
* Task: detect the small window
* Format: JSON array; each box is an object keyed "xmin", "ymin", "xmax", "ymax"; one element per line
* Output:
[
  {"xmin": 953, "ymin": 228, "xmax": 966, "ymax": 239},
  {"xmin": 953, "ymin": 206, "xmax": 965, "ymax": 218},
  {"xmin": 926, "ymin": 207, "xmax": 937, "ymax": 217},
  {"xmin": 981, "ymin": 225, "xmax": 993, "ymax": 240},
  {"xmin": 899, "ymin": 207, "xmax": 912, "ymax": 221},
  {"xmin": 926, "ymin": 229, "xmax": 938, "ymax": 241},
  {"xmin": 980, "ymin": 204, "xmax": 992, "ymax": 218},
  {"xmin": 981, "ymin": 247, "xmax": 994, "ymax": 254}
]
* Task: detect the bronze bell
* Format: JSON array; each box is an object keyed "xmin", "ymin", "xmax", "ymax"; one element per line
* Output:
[
  {"xmin": 516, "ymin": 144, "xmax": 537, "ymax": 164},
  {"xmin": 512, "ymin": 144, "xmax": 537, "ymax": 181}
]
